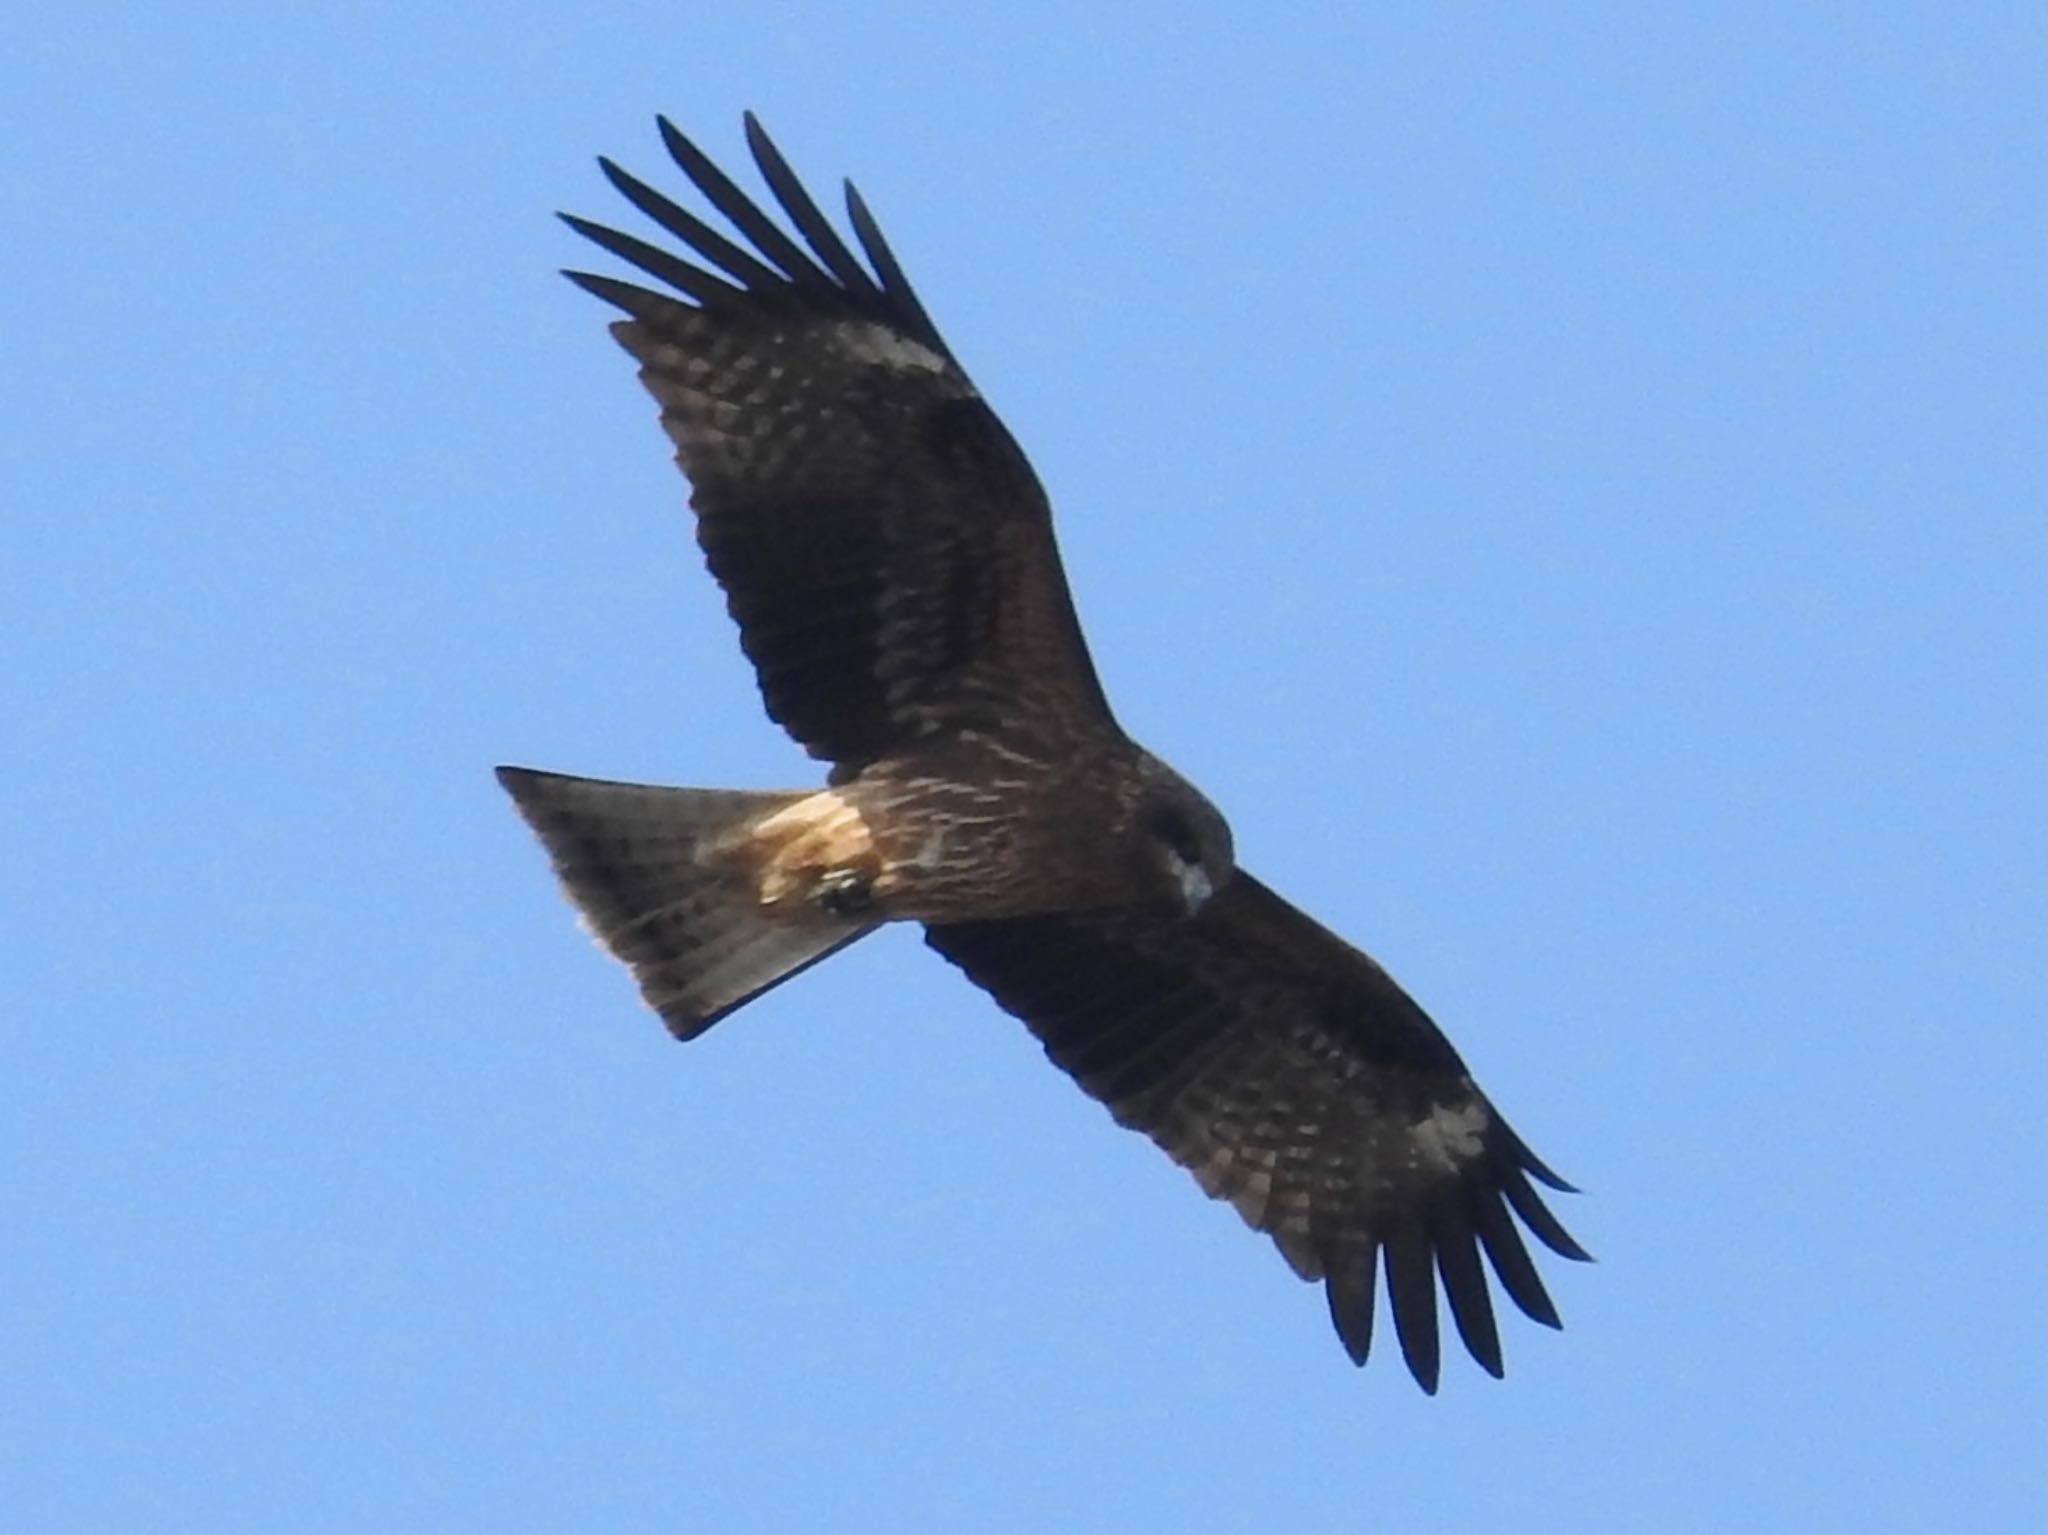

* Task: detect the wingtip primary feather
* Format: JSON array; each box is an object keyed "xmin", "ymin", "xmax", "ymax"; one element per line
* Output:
[
  {"xmin": 1432, "ymin": 1205, "xmax": 1506, "ymax": 1379},
  {"xmin": 1325, "ymin": 1251, "xmax": 1378, "ymax": 1367},
  {"xmin": 558, "ymin": 213, "xmax": 741, "ymax": 307},
  {"xmin": 843, "ymin": 179, "xmax": 949, "ymax": 357},
  {"xmin": 558, "ymin": 267, "xmax": 688, "ymax": 326},
  {"xmin": 1384, "ymin": 1227, "xmax": 1442, "ymax": 1394},
  {"xmin": 743, "ymin": 113, "xmax": 888, "ymax": 307},
  {"xmin": 653, "ymin": 112, "xmax": 693, "ymax": 165},
  {"xmin": 592, "ymin": 153, "xmax": 790, "ymax": 296},
  {"xmin": 651, "ymin": 113, "xmax": 834, "ymax": 295},
  {"xmin": 1519, "ymin": 1144, "xmax": 1580, "ymax": 1195},
  {"xmin": 1469, "ymin": 1184, "xmax": 1565, "ymax": 1329},
  {"xmin": 1501, "ymin": 1166, "xmax": 1595, "ymax": 1264},
  {"xmin": 573, "ymin": 114, "xmax": 956, "ymax": 365},
  {"xmin": 738, "ymin": 108, "xmax": 772, "ymax": 163}
]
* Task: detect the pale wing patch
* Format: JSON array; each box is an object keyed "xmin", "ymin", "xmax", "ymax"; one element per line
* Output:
[
  {"xmin": 830, "ymin": 320, "xmax": 966, "ymax": 384},
  {"xmin": 1409, "ymin": 1095, "xmax": 1491, "ymax": 1175}
]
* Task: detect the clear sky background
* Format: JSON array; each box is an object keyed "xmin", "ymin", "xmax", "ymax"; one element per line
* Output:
[{"xmin": 5, "ymin": 5, "xmax": 2041, "ymax": 1531}]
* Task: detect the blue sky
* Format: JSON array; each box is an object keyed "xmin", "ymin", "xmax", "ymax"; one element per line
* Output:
[{"xmin": 5, "ymin": 4, "xmax": 2041, "ymax": 1530}]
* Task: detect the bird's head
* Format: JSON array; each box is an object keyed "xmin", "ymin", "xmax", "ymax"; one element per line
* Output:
[{"xmin": 1132, "ymin": 760, "xmax": 1236, "ymax": 915}]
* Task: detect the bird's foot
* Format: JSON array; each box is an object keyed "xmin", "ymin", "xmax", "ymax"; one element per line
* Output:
[{"xmin": 813, "ymin": 867, "xmax": 876, "ymax": 917}]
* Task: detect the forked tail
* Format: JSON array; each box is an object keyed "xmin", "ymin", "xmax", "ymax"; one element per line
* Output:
[{"xmin": 495, "ymin": 766, "xmax": 876, "ymax": 1038}]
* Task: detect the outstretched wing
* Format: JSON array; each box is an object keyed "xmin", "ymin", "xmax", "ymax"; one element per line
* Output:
[
  {"xmin": 924, "ymin": 874, "xmax": 1589, "ymax": 1392},
  {"xmin": 564, "ymin": 115, "xmax": 1114, "ymax": 770}
]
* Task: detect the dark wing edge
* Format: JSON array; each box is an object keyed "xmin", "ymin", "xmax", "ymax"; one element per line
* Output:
[
  {"xmin": 559, "ymin": 114, "xmax": 1117, "ymax": 768},
  {"xmin": 923, "ymin": 873, "xmax": 1590, "ymax": 1393},
  {"xmin": 561, "ymin": 112, "xmax": 952, "ymax": 360}
]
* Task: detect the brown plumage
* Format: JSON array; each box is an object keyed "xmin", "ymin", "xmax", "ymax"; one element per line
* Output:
[{"xmin": 498, "ymin": 113, "xmax": 1588, "ymax": 1392}]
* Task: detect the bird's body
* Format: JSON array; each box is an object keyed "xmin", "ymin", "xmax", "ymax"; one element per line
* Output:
[
  {"xmin": 499, "ymin": 114, "xmax": 1588, "ymax": 1391},
  {"xmin": 736, "ymin": 732, "xmax": 1221, "ymax": 924},
  {"xmin": 825, "ymin": 736, "xmax": 1228, "ymax": 922}
]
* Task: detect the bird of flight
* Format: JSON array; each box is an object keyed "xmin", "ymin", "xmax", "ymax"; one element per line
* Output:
[{"xmin": 498, "ymin": 114, "xmax": 1588, "ymax": 1392}]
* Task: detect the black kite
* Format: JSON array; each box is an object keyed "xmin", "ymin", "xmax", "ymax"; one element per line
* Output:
[{"xmin": 498, "ymin": 115, "xmax": 1589, "ymax": 1392}]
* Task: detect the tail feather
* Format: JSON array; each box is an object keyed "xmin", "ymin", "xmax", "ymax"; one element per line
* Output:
[{"xmin": 495, "ymin": 766, "xmax": 875, "ymax": 1038}]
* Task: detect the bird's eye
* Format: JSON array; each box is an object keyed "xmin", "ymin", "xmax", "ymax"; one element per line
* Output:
[{"xmin": 1147, "ymin": 807, "xmax": 1204, "ymax": 868}]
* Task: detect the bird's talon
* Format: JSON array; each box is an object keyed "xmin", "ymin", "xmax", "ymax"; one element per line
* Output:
[{"xmin": 814, "ymin": 868, "xmax": 875, "ymax": 916}]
